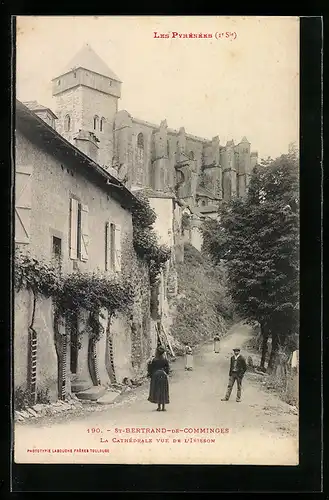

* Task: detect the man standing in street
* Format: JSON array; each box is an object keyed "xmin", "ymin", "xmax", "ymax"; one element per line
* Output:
[{"xmin": 221, "ymin": 348, "xmax": 247, "ymax": 402}]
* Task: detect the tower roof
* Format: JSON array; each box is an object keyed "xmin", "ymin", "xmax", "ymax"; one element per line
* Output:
[
  {"xmin": 240, "ymin": 136, "xmax": 250, "ymax": 144},
  {"xmin": 59, "ymin": 44, "xmax": 122, "ymax": 82}
]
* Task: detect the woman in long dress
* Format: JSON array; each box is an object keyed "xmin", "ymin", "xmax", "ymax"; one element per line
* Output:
[{"xmin": 147, "ymin": 345, "xmax": 170, "ymax": 411}]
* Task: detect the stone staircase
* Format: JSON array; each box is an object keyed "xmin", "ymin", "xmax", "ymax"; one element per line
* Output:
[
  {"xmin": 70, "ymin": 375, "xmax": 121, "ymax": 404},
  {"xmin": 71, "ymin": 375, "xmax": 106, "ymax": 402}
]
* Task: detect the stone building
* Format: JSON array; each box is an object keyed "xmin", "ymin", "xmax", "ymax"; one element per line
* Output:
[
  {"xmin": 15, "ymin": 100, "xmax": 152, "ymax": 403},
  {"xmin": 16, "ymin": 45, "xmax": 259, "ymax": 402},
  {"xmin": 48, "ymin": 44, "xmax": 258, "ymax": 213}
]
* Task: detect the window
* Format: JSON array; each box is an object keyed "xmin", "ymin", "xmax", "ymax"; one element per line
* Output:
[
  {"xmin": 69, "ymin": 199, "xmax": 89, "ymax": 262},
  {"xmin": 189, "ymin": 151, "xmax": 195, "ymax": 160},
  {"xmin": 57, "ymin": 80, "xmax": 61, "ymax": 86},
  {"xmin": 100, "ymin": 117, "xmax": 105, "ymax": 132},
  {"xmin": 64, "ymin": 114, "xmax": 71, "ymax": 132},
  {"xmin": 93, "ymin": 115, "xmax": 99, "ymax": 131},
  {"xmin": 167, "ymin": 140, "xmax": 170, "ymax": 157},
  {"xmin": 105, "ymin": 222, "xmax": 122, "ymax": 272},
  {"xmin": 52, "ymin": 236, "xmax": 62, "ymax": 269},
  {"xmin": 73, "ymin": 71, "xmax": 77, "ymax": 78},
  {"xmin": 137, "ymin": 132, "xmax": 144, "ymax": 163}
]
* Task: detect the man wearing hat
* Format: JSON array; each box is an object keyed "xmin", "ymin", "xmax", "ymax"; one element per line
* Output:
[{"xmin": 221, "ymin": 347, "xmax": 247, "ymax": 402}]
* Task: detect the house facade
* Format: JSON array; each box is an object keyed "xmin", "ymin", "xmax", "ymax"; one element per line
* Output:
[{"xmin": 15, "ymin": 100, "xmax": 152, "ymax": 404}]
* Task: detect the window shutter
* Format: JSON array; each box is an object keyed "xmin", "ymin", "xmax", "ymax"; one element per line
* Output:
[
  {"xmin": 114, "ymin": 224, "xmax": 122, "ymax": 272},
  {"xmin": 69, "ymin": 198, "xmax": 79, "ymax": 259},
  {"xmin": 15, "ymin": 165, "xmax": 33, "ymax": 244},
  {"xmin": 80, "ymin": 204, "xmax": 89, "ymax": 262},
  {"xmin": 105, "ymin": 222, "xmax": 110, "ymax": 271}
]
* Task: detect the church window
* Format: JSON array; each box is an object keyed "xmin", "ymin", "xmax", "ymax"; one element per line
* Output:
[
  {"xmin": 167, "ymin": 140, "xmax": 170, "ymax": 157},
  {"xmin": 57, "ymin": 80, "xmax": 61, "ymax": 86},
  {"xmin": 137, "ymin": 133, "xmax": 144, "ymax": 163},
  {"xmin": 100, "ymin": 117, "xmax": 106, "ymax": 132},
  {"xmin": 93, "ymin": 115, "xmax": 99, "ymax": 131},
  {"xmin": 64, "ymin": 114, "xmax": 71, "ymax": 132},
  {"xmin": 189, "ymin": 151, "xmax": 195, "ymax": 160}
]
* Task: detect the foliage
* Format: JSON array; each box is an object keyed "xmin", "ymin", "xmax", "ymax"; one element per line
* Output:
[
  {"xmin": 181, "ymin": 213, "xmax": 191, "ymax": 230},
  {"xmin": 14, "ymin": 386, "xmax": 30, "ymax": 411},
  {"xmin": 56, "ymin": 271, "xmax": 134, "ymax": 341},
  {"xmin": 36, "ymin": 387, "xmax": 51, "ymax": 405},
  {"xmin": 202, "ymin": 152, "xmax": 299, "ymax": 369},
  {"xmin": 14, "ymin": 249, "xmax": 60, "ymax": 298},
  {"xmin": 15, "ymin": 250, "xmax": 134, "ymax": 343},
  {"xmin": 171, "ymin": 243, "xmax": 231, "ymax": 346},
  {"xmin": 131, "ymin": 192, "xmax": 171, "ymax": 284}
]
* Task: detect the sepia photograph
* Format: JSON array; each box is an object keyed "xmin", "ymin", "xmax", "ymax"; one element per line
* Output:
[{"xmin": 13, "ymin": 15, "xmax": 300, "ymax": 466}]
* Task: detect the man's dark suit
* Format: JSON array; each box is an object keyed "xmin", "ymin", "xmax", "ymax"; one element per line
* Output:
[{"xmin": 224, "ymin": 354, "xmax": 247, "ymax": 401}]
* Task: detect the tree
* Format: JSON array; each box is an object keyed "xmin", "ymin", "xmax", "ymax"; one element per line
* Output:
[{"xmin": 202, "ymin": 152, "xmax": 299, "ymax": 372}]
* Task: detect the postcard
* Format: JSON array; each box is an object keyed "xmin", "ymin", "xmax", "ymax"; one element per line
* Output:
[{"xmin": 13, "ymin": 15, "xmax": 299, "ymax": 466}]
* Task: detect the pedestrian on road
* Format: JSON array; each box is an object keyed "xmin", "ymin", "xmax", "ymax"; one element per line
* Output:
[
  {"xmin": 221, "ymin": 347, "xmax": 247, "ymax": 402},
  {"xmin": 185, "ymin": 343, "xmax": 193, "ymax": 371},
  {"xmin": 147, "ymin": 345, "xmax": 170, "ymax": 411}
]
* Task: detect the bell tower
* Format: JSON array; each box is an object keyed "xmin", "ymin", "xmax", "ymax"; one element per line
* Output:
[{"xmin": 52, "ymin": 44, "xmax": 121, "ymax": 168}]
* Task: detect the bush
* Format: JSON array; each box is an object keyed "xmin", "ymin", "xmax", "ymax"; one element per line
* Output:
[
  {"xmin": 170, "ymin": 244, "xmax": 232, "ymax": 346},
  {"xmin": 14, "ymin": 386, "xmax": 30, "ymax": 411}
]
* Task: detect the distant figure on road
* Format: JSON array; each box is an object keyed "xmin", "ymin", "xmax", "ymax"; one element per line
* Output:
[
  {"xmin": 147, "ymin": 345, "xmax": 170, "ymax": 411},
  {"xmin": 221, "ymin": 347, "xmax": 247, "ymax": 402},
  {"xmin": 185, "ymin": 344, "xmax": 194, "ymax": 371}
]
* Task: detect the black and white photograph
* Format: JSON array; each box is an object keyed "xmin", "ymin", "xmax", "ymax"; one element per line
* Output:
[{"xmin": 13, "ymin": 15, "xmax": 300, "ymax": 466}]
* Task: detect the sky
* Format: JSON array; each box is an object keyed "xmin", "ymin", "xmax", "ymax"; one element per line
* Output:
[{"xmin": 16, "ymin": 16, "xmax": 299, "ymax": 160}]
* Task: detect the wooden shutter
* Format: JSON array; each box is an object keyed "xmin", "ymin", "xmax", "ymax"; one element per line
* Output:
[
  {"xmin": 114, "ymin": 224, "xmax": 122, "ymax": 272},
  {"xmin": 15, "ymin": 165, "xmax": 33, "ymax": 244},
  {"xmin": 80, "ymin": 204, "xmax": 89, "ymax": 262},
  {"xmin": 105, "ymin": 222, "xmax": 110, "ymax": 271},
  {"xmin": 69, "ymin": 198, "xmax": 79, "ymax": 259}
]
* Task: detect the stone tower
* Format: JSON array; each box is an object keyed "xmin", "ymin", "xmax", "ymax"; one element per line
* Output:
[
  {"xmin": 235, "ymin": 136, "xmax": 251, "ymax": 198},
  {"xmin": 52, "ymin": 44, "xmax": 121, "ymax": 169}
]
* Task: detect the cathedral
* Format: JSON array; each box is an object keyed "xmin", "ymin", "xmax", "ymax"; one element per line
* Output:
[{"xmin": 24, "ymin": 44, "xmax": 258, "ymax": 217}]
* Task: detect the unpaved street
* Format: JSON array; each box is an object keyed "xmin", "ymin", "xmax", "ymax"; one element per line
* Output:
[{"xmin": 14, "ymin": 323, "xmax": 298, "ymax": 465}]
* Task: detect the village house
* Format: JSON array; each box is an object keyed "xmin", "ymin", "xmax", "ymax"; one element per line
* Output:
[{"xmin": 14, "ymin": 99, "xmax": 157, "ymax": 405}]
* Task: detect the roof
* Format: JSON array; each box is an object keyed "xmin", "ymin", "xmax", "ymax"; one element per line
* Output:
[
  {"xmin": 199, "ymin": 204, "xmax": 219, "ymax": 214},
  {"xmin": 16, "ymin": 100, "xmax": 140, "ymax": 212},
  {"xmin": 23, "ymin": 100, "xmax": 58, "ymax": 119},
  {"xmin": 131, "ymin": 187, "xmax": 176, "ymax": 200},
  {"xmin": 196, "ymin": 186, "xmax": 220, "ymax": 200},
  {"xmin": 58, "ymin": 44, "xmax": 122, "ymax": 82},
  {"xmin": 240, "ymin": 136, "xmax": 250, "ymax": 144},
  {"xmin": 131, "ymin": 117, "xmax": 208, "ymax": 143}
]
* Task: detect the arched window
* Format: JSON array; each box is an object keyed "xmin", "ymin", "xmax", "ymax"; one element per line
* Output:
[
  {"xmin": 167, "ymin": 140, "xmax": 170, "ymax": 157},
  {"xmin": 93, "ymin": 115, "xmax": 99, "ymax": 131},
  {"xmin": 137, "ymin": 132, "xmax": 144, "ymax": 163},
  {"xmin": 64, "ymin": 114, "xmax": 71, "ymax": 132},
  {"xmin": 189, "ymin": 151, "xmax": 194, "ymax": 160},
  {"xmin": 100, "ymin": 117, "xmax": 106, "ymax": 132},
  {"xmin": 202, "ymin": 200, "xmax": 206, "ymax": 206}
]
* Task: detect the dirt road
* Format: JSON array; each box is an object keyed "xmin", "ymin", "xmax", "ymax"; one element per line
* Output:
[{"xmin": 14, "ymin": 323, "xmax": 298, "ymax": 465}]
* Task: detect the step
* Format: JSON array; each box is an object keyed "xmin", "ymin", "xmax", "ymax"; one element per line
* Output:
[
  {"xmin": 97, "ymin": 391, "xmax": 121, "ymax": 405},
  {"xmin": 75, "ymin": 386, "xmax": 106, "ymax": 401},
  {"xmin": 71, "ymin": 380, "xmax": 94, "ymax": 393}
]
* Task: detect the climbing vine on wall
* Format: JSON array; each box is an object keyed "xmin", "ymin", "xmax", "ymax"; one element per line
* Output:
[
  {"xmin": 131, "ymin": 192, "xmax": 171, "ymax": 285},
  {"xmin": 14, "ymin": 249, "xmax": 134, "ymax": 342}
]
